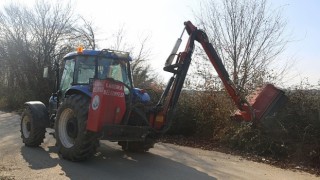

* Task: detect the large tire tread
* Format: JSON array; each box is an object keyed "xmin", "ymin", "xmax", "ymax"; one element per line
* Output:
[
  {"xmin": 20, "ymin": 108, "xmax": 46, "ymax": 147},
  {"xmin": 55, "ymin": 94, "xmax": 97, "ymax": 161}
]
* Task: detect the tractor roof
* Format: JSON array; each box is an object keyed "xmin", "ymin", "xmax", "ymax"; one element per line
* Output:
[{"xmin": 63, "ymin": 49, "xmax": 132, "ymax": 61}]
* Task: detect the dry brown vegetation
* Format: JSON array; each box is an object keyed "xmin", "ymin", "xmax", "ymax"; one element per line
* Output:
[{"xmin": 165, "ymin": 82, "xmax": 320, "ymax": 175}]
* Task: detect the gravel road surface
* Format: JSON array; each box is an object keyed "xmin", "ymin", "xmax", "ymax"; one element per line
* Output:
[{"xmin": 0, "ymin": 111, "xmax": 318, "ymax": 180}]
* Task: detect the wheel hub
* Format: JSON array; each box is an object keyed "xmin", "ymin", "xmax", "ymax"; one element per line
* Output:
[
  {"xmin": 22, "ymin": 116, "xmax": 31, "ymax": 138},
  {"xmin": 58, "ymin": 108, "xmax": 77, "ymax": 148},
  {"xmin": 66, "ymin": 118, "xmax": 78, "ymax": 139},
  {"xmin": 26, "ymin": 122, "xmax": 31, "ymax": 131}
]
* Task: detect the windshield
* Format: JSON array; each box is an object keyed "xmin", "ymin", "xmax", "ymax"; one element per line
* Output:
[
  {"xmin": 98, "ymin": 58, "xmax": 131, "ymax": 86},
  {"xmin": 74, "ymin": 56, "xmax": 131, "ymax": 87},
  {"xmin": 60, "ymin": 55, "xmax": 131, "ymax": 95},
  {"xmin": 74, "ymin": 56, "xmax": 95, "ymax": 84}
]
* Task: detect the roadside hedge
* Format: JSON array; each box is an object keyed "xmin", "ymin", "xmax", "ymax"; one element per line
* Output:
[{"xmin": 169, "ymin": 86, "xmax": 320, "ymax": 167}]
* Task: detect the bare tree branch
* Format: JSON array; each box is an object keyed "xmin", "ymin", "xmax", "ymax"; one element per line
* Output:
[{"xmin": 195, "ymin": 0, "xmax": 290, "ymax": 91}]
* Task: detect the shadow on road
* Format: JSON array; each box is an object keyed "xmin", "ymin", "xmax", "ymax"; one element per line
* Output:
[
  {"xmin": 21, "ymin": 142, "xmax": 216, "ymax": 180},
  {"xmin": 0, "ymin": 111, "xmax": 215, "ymax": 180}
]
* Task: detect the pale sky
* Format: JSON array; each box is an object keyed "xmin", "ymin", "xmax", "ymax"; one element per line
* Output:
[
  {"xmin": 271, "ymin": 0, "xmax": 320, "ymax": 87},
  {"xmin": 1, "ymin": 0, "xmax": 319, "ymax": 87}
]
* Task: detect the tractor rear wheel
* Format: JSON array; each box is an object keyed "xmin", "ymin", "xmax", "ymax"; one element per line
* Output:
[
  {"xmin": 20, "ymin": 108, "xmax": 46, "ymax": 147},
  {"xmin": 55, "ymin": 94, "xmax": 97, "ymax": 161}
]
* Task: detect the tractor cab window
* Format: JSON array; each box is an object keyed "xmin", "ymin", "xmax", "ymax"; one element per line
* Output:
[
  {"xmin": 62, "ymin": 55, "xmax": 131, "ymax": 95},
  {"xmin": 74, "ymin": 56, "xmax": 95, "ymax": 84},
  {"xmin": 98, "ymin": 59, "xmax": 130, "ymax": 84},
  {"xmin": 60, "ymin": 59, "xmax": 75, "ymax": 95},
  {"xmin": 98, "ymin": 58, "xmax": 131, "ymax": 94}
]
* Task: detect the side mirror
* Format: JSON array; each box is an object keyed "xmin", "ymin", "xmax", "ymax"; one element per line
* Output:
[{"xmin": 43, "ymin": 67, "xmax": 49, "ymax": 78}]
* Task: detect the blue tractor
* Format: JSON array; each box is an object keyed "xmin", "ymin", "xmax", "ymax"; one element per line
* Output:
[{"xmin": 20, "ymin": 49, "xmax": 159, "ymax": 161}]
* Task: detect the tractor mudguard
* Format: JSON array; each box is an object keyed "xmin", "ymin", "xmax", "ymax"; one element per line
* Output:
[
  {"xmin": 65, "ymin": 86, "xmax": 92, "ymax": 98},
  {"xmin": 24, "ymin": 101, "xmax": 50, "ymax": 128}
]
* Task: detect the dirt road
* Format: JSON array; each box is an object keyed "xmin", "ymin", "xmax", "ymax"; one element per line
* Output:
[{"xmin": 0, "ymin": 111, "xmax": 318, "ymax": 180}]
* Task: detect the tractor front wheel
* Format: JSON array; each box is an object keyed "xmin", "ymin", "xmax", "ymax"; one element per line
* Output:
[
  {"xmin": 20, "ymin": 108, "xmax": 46, "ymax": 147},
  {"xmin": 55, "ymin": 94, "xmax": 97, "ymax": 161}
]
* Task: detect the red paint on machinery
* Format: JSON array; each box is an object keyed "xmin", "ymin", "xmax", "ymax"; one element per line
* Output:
[{"xmin": 87, "ymin": 79, "xmax": 126, "ymax": 132}]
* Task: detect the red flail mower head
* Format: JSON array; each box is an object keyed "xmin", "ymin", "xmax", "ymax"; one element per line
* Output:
[{"xmin": 233, "ymin": 84, "xmax": 287, "ymax": 124}]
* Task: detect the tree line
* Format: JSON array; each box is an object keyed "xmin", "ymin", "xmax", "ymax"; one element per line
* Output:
[{"xmin": 0, "ymin": 1, "xmax": 155, "ymax": 109}]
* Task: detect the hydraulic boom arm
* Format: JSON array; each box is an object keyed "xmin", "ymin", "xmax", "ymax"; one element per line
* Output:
[{"xmin": 151, "ymin": 21, "xmax": 286, "ymax": 132}]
